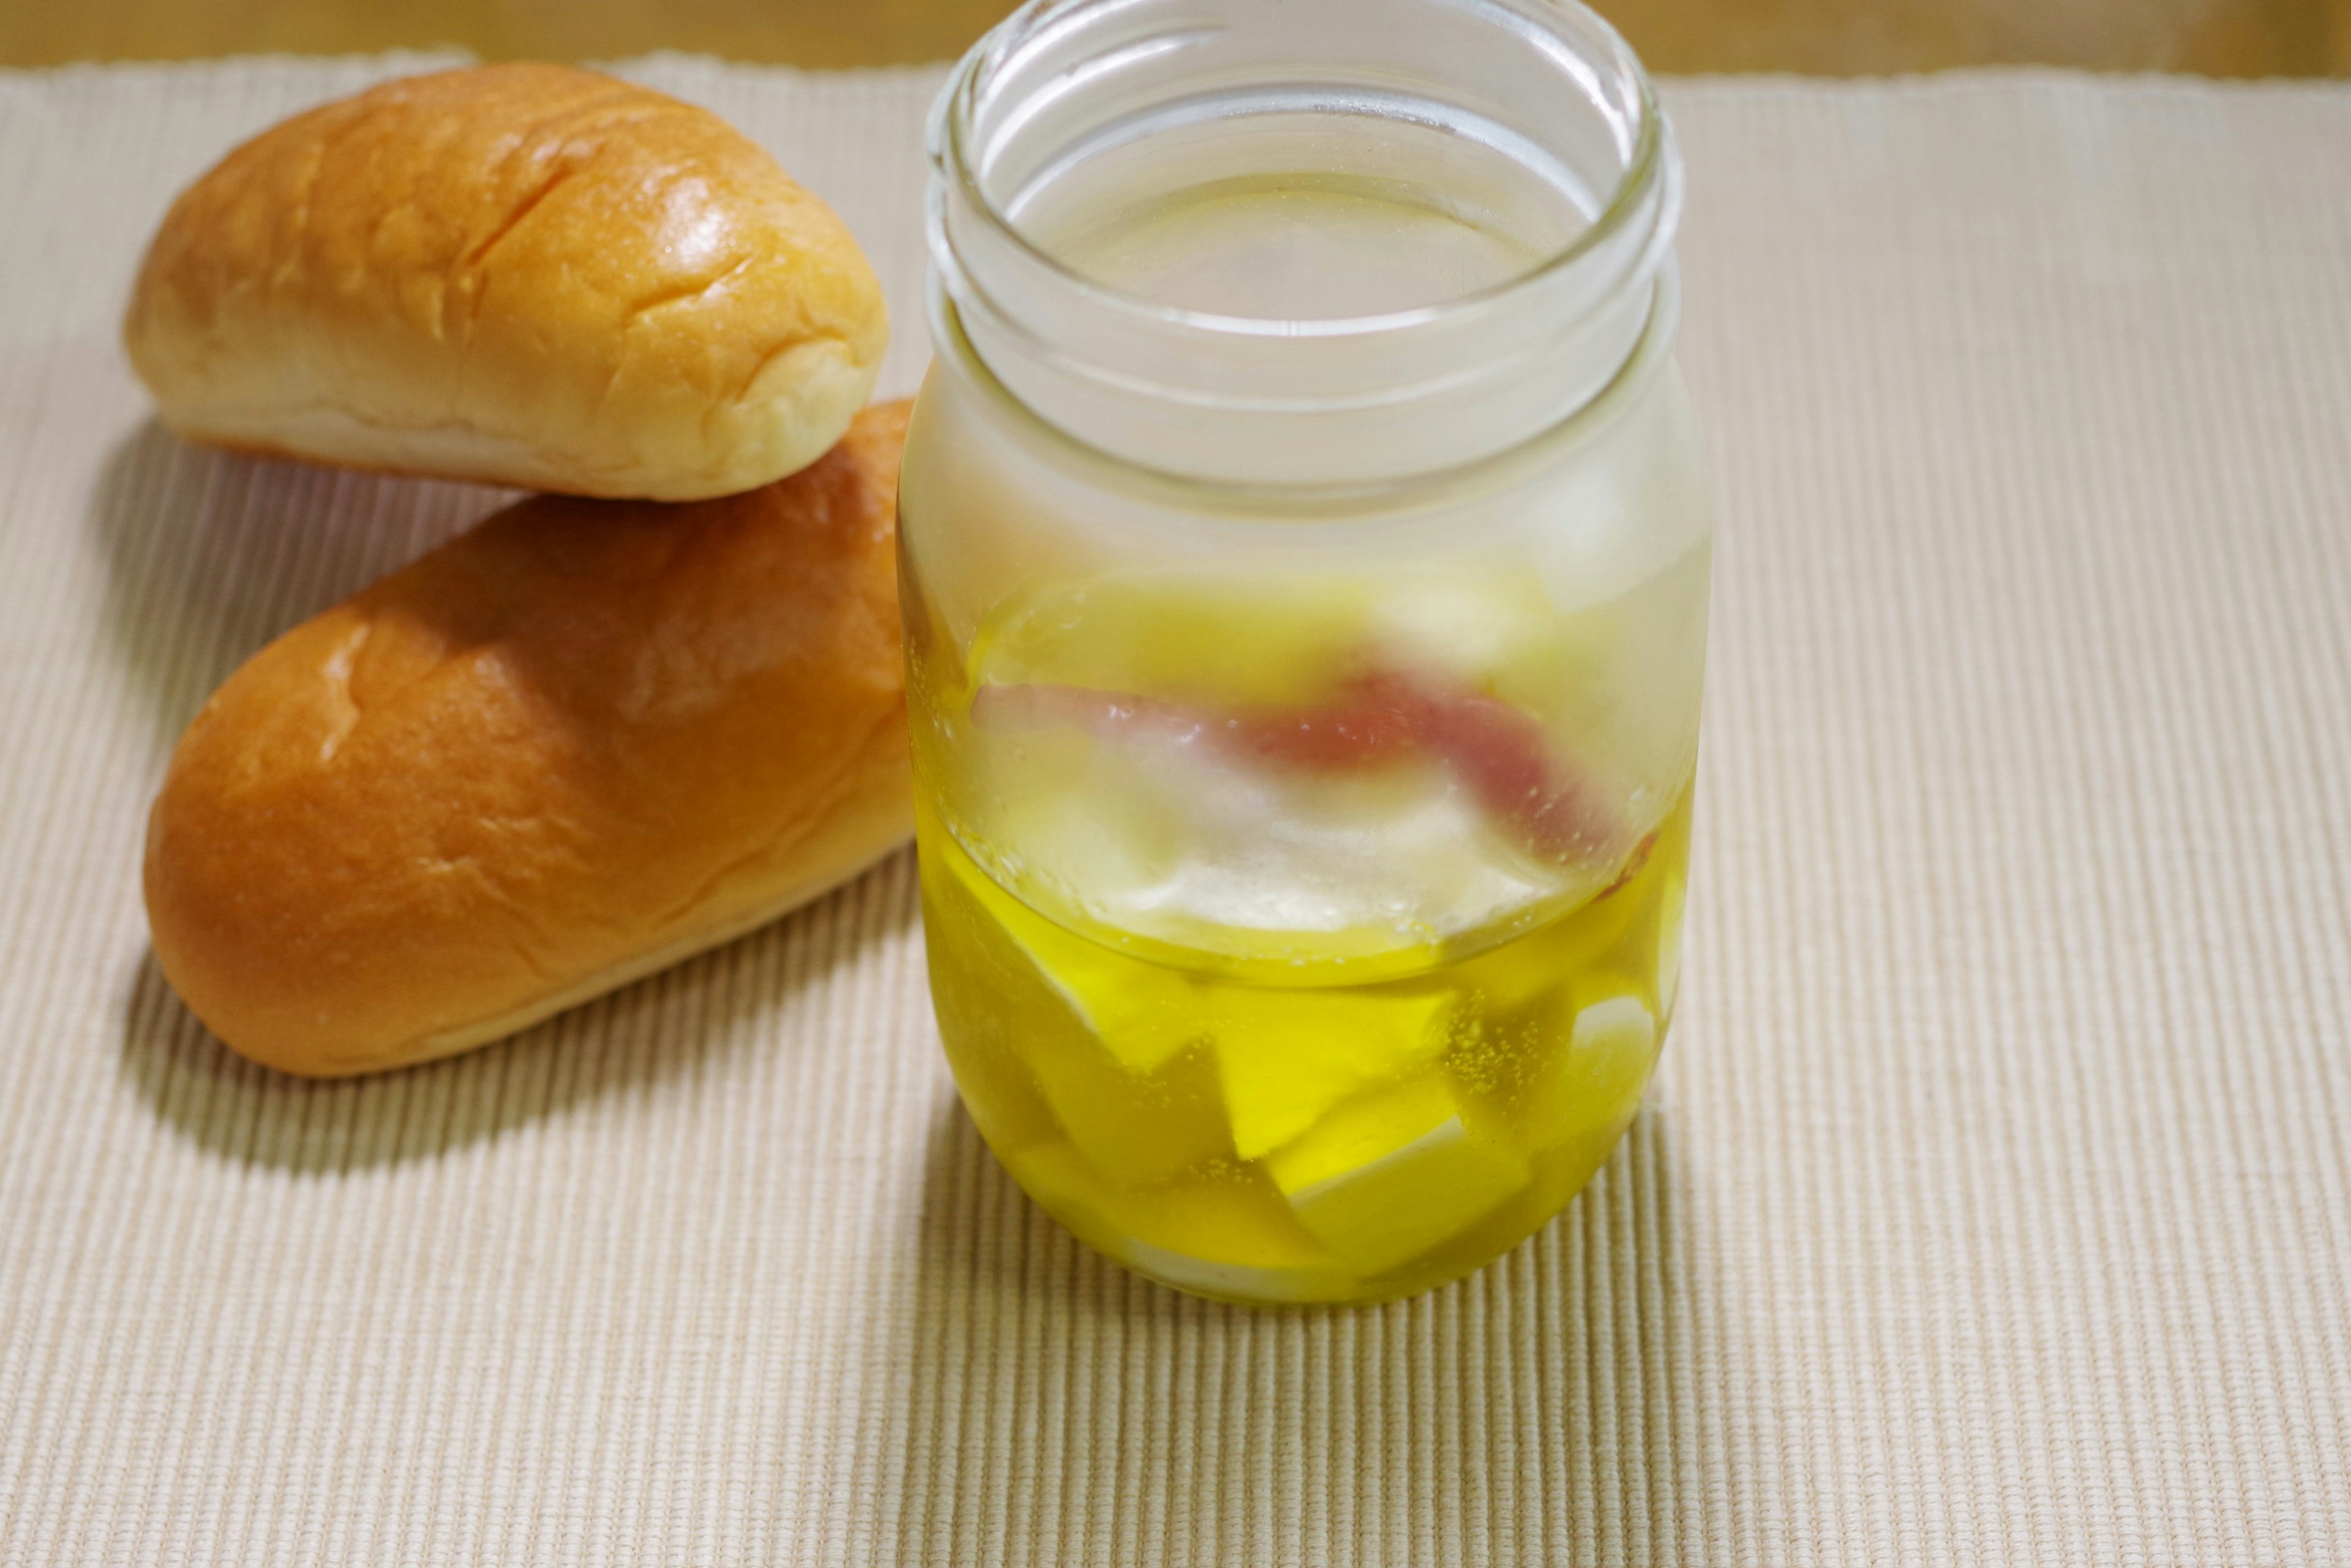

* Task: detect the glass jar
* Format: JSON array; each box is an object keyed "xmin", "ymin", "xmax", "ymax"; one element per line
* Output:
[{"xmin": 902, "ymin": 0, "xmax": 1711, "ymax": 1305}]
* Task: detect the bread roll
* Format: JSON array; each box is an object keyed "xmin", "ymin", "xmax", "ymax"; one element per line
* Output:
[
  {"xmin": 145, "ymin": 401, "xmax": 914, "ymax": 1078},
  {"xmin": 124, "ymin": 63, "xmax": 887, "ymax": 500}
]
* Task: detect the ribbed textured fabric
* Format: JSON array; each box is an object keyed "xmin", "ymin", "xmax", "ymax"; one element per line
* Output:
[{"xmin": 0, "ymin": 57, "xmax": 2346, "ymax": 1566}]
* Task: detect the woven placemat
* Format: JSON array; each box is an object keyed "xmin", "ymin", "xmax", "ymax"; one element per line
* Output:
[{"xmin": 0, "ymin": 56, "xmax": 2345, "ymax": 1566}]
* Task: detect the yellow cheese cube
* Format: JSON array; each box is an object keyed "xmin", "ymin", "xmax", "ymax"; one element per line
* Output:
[
  {"xmin": 1213, "ymin": 986, "xmax": 1453, "ymax": 1160},
  {"xmin": 1265, "ymin": 1075, "xmax": 1530, "ymax": 1276},
  {"xmin": 1515, "ymin": 989, "xmax": 1657, "ymax": 1156}
]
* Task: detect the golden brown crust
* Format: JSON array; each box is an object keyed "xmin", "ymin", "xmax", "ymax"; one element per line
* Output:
[
  {"xmin": 124, "ymin": 63, "xmax": 887, "ymax": 500},
  {"xmin": 144, "ymin": 400, "xmax": 915, "ymax": 1078}
]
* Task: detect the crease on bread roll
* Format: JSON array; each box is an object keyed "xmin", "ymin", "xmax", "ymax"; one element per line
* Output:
[
  {"xmin": 124, "ymin": 62, "xmax": 887, "ymax": 500},
  {"xmin": 144, "ymin": 400, "xmax": 915, "ymax": 1078}
]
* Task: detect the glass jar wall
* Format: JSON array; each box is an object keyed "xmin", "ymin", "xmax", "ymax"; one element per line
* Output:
[{"xmin": 904, "ymin": 0, "xmax": 1711, "ymax": 1305}]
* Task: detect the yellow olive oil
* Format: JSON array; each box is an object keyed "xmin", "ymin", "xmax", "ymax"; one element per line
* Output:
[{"xmin": 916, "ymin": 782, "xmax": 1687, "ymax": 1305}]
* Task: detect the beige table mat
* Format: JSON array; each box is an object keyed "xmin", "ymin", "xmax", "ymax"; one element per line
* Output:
[{"xmin": 1, "ymin": 56, "xmax": 2347, "ymax": 1566}]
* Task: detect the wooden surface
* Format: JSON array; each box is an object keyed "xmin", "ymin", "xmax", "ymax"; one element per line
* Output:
[{"xmin": 5, "ymin": 0, "xmax": 2347, "ymax": 74}]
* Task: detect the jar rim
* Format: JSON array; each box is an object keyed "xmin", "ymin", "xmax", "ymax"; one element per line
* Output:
[
  {"xmin": 923, "ymin": 258, "xmax": 1684, "ymax": 523},
  {"xmin": 930, "ymin": 0, "xmax": 1673, "ymax": 344}
]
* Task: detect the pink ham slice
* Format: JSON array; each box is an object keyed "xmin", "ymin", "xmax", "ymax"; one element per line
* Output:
[
  {"xmin": 1347, "ymin": 670, "xmax": 1617, "ymax": 861},
  {"xmin": 972, "ymin": 668, "xmax": 1624, "ymax": 864},
  {"xmin": 972, "ymin": 683, "xmax": 1417, "ymax": 771}
]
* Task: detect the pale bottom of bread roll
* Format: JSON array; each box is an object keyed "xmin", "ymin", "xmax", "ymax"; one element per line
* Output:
[{"xmin": 166, "ymin": 333, "xmax": 879, "ymax": 502}]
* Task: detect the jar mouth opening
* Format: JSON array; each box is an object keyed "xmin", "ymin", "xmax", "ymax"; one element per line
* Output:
[
  {"xmin": 932, "ymin": 0, "xmax": 1671, "ymax": 342},
  {"xmin": 926, "ymin": 260, "xmax": 1682, "ymax": 519}
]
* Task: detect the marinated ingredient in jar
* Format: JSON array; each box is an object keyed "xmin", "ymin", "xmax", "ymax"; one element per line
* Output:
[
  {"xmin": 910, "ymin": 565, "xmax": 1695, "ymax": 1304},
  {"xmin": 917, "ymin": 786, "xmax": 1685, "ymax": 1304}
]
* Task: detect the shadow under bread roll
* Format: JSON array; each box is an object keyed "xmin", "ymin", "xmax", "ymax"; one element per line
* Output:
[{"xmin": 144, "ymin": 400, "xmax": 913, "ymax": 1078}]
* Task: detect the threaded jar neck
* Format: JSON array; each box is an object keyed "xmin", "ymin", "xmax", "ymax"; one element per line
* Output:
[{"xmin": 927, "ymin": 0, "xmax": 1683, "ymax": 487}]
